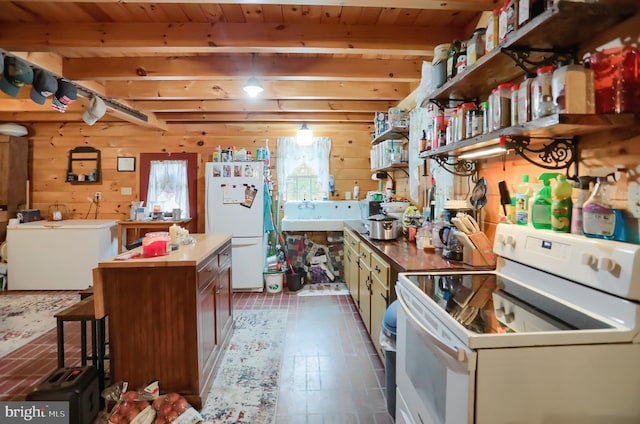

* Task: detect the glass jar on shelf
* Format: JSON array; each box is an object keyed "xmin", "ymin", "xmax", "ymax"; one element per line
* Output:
[
  {"xmin": 496, "ymin": 83, "xmax": 515, "ymax": 129},
  {"xmin": 531, "ymin": 65, "xmax": 557, "ymax": 120},
  {"xmin": 467, "ymin": 28, "xmax": 486, "ymax": 67}
]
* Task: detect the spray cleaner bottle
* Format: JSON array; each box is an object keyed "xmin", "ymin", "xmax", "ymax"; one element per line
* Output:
[
  {"xmin": 570, "ymin": 176, "xmax": 595, "ymax": 234},
  {"xmin": 582, "ymin": 173, "xmax": 616, "ymax": 240},
  {"xmin": 515, "ymin": 174, "xmax": 534, "ymax": 225},
  {"xmin": 531, "ymin": 173, "xmax": 559, "ymax": 230},
  {"xmin": 551, "ymin": 175, "xmax": 572, "ymax": 232}
]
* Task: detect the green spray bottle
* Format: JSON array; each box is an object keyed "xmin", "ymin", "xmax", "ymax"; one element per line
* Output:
[
  {"xmin": 551, "ymin": 176, "xmax": 572, "ymax": 232},
  {"xmin": 531, "ymin": 173, "xmax": 559, "ymax": 230}
]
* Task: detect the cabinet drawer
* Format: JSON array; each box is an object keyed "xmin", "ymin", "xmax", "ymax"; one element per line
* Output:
[
  {"xmin": 218, "ymin": 245, "xmax": 231, "ymax": 268},
  {"xmin": 359, "ymin": 243, "xmax": 372, "ymax": 268},
  {"xmin": 370, "ymin": 252, "xmax": 389, "ymax": 289},
  {"xmin": 197, "ymin": 254, "xmax": 218, "ymax": 290},
  {"xmin": 344, "ymin": 229, "xmax": 359, "ymax": 250}
]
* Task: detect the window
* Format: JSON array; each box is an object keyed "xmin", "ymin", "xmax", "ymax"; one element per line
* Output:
[
  {"xmin": 145, "ymin": 159, "xmax": 190, "ymax": 219},
  {"xmin": 277, "ymin": 137, "xmax": 331, "ymax": 201}
]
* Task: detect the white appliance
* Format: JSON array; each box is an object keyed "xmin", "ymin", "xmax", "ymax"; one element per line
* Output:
[
  {"xmin": 7, "ymin": 219, "xmax": 118, "ymax": 290},
  {"xmin": 205, "ymin": 161, "xmax": 265, "ymax": 291},
  {"xmin": 396, "ymin": 224, "xmax": 640, "ymax": 424}
]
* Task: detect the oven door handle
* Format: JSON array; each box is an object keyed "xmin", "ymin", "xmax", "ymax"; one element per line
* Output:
[{"xmin": 397, "ymin": 286, "xmax": 469, "ymax": 364}]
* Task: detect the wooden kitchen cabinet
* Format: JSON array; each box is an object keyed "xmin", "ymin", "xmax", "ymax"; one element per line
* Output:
[
  {"xmin": 370, "ymin": 252, "xmax": 391, "ymax": 358},
  {"xmin": 358, "ymin": 242, "xmax": 373, "ymax": 333},
  {"xmin": 344, "ymin": 228, "xmax": 360, "ymax": 306},
  {"xmin": 97, "ymin": 234, "xmax": 233, "ymax": 409}
]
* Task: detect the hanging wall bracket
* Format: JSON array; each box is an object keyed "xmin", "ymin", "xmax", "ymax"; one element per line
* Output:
[
  {"xmin": 505, "ymin": 136, "xmax": 579, "ymax": 180},
  {"xmin": 431, "ymin": 155, "xmax": 477, "ymax": 179},
  {"xmin": 500, "ymin": 46, "xmax": 577, "ymax": 77}
]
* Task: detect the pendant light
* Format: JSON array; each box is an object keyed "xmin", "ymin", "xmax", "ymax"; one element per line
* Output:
[
  {"xmin": 243, "ymin": 53, "xmax": 264, "ymax": 98},
  {"xmin": 296, "ymin": 122, "xmax": 313, "ymax": 146}
]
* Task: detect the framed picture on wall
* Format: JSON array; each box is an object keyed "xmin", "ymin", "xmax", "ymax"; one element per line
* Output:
[{"xmin": 117, "ymin": 156, "xmax": 136, "ymax": 172}]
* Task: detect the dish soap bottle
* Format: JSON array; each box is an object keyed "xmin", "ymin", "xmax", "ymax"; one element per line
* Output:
[
  {"xmin": 582, "ymin": 175, "xmax": 616, "ymax": 240},
  {"xmin": 531, "ymin": 173, "xmax": 558, "ymax": 230},
  {"xmin": 570, "ymin": 176, "xmax": 595, "ymax": 234},
  {"xmin": 515, "ymin": 174, "xmax": 533, "ymax": 226},
  {"xmin": 551, "ymin": 176, "xmax": 572, "ymax": 232}
]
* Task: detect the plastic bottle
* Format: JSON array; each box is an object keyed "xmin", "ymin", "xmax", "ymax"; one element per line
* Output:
[
  {"xmin": 570, "ymin": 176, "xmax": 595, "ymax": 234},
  {"xmin": 328, "ymin": 175, "xmax": 335, "ymax": 196},
  {"xmin": 446, "ymin": 39, "xmax": 462, "ymax": 80},
  {"xmin": 515, "ymin": 175, "xmax": 534, "ymax": 226},
  {"xmin": 582, "ymin": 176, "xmax": 616, "ymax": 240},
  {"xmin": 531, "ymin": 173, "xmax": 559, "ymax": 230},
  {"xmin": 353, "ymin": 182, "xmax": 359, "ymax": 200},
  {"xmin": 551, "ymin": 176, "xmax": 572, "ymax": 232}
]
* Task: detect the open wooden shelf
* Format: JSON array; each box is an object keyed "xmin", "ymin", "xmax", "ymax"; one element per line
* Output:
[
  {"xmin": 371, "ymin": 126, "xmax": 409, "ymax": 145},
  {"xmin": 371, "ymin": 162, "xmax": 409, "ymax": 173}
]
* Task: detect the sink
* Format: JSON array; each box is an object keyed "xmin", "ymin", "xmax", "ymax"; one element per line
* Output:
[{"xmin": 280, "ymin": 200, "xmax": 361, "ymax": 231}]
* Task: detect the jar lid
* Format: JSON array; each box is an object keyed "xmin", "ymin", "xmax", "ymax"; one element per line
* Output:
[
  {"xmin": 511, "ymin": 83, "xmax": 520, "ymax": 91},
  {"xmin": 462, "ymin": 102, "xmax": 476, "ymax": 108},
  {"xmin": 473, "ymin": 27, "xmax": 486, "ymax": 34},
  {"xmin": 497, "ymin": 83, "xmax": 514, "ymax": 89},
  {"xmin": 537, "ymin": 65, "xmax": 558, "ymax": 74}
]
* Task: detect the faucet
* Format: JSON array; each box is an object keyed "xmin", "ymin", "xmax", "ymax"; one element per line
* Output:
[{"xmin": 297, "ymin": 200, "xmax": 315, "ymax": 209}]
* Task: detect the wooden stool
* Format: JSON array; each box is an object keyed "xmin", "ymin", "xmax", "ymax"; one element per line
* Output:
[{"xmin": 54, "ymin": 288, "xmax": 108, "ymax": 393}]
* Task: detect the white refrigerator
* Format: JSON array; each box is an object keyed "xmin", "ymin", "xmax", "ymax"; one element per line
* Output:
[{"xmin": 205, "ymin": 161, "xmax": 266, "ymax": 291}]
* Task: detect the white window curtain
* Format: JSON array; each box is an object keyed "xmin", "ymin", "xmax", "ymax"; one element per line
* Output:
[
  {"xmin": 277, "ymin": 136, "xmax": 331, "ymax": 201},
  {"xmin": 146, "ymin": 160, "xmax": 190, "ymax": 218}
]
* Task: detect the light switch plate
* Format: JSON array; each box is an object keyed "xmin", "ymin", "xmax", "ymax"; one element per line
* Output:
[{"xmin": 121, "ymin": 187, "xmax": 133, "ymax": 195}]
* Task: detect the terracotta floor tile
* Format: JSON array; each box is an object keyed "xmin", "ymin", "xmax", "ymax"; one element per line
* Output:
[{"xmin": 0, "ymin": 289, "xmax": 394, "ymax": 422}]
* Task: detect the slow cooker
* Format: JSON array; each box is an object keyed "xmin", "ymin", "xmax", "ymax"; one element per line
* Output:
[{"xmin": 368, "ymin": 214, "xmax": 400, "ymax": 240}]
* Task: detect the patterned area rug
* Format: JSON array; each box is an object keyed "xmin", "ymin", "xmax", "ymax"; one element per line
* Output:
[
  {"xmin": 200, "ymin": 309, "xmax": 288, "ymax": 424},
  {"xmin": 296, "ymin": 282, "xmax": 350, "ymax": 296},
  {"xmin": 0, "ymin": 294, "xmax": 78, "ymax": 359}
]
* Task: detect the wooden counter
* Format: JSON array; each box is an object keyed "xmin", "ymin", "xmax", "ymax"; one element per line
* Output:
[
  {"xmin": 347, "ymin": 224, "xmax": 494, "ymax": 273},
  {"xmin": 97, "ymin": 233, "xmax": 233, "ymax": 409}
]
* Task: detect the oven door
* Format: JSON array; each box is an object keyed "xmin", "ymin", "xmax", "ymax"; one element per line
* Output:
[{"xmin": 396, "ymin": 282, "xmax": 477, "ymax": 424}]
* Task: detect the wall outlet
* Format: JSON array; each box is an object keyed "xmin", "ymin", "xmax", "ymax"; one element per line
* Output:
[
  {"xmin": 121, "ymin": 187, "xmax": 132, "ymax": 195},
  {"xmin": 629, "ymin": 182, "xmax": 640, "ymax": 218},
  {"xmin": 95, "ymin": 192, "xmax": 102, "ymax": 201}
]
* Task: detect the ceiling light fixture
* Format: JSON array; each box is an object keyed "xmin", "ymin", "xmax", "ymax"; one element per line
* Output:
[
  {"xmin": 243, "ymin": 53, "xmax": 264, "ymax": 98},
  {"xmin": 296, "ymin": 123, "xmax": 313, "ymax": 146}
]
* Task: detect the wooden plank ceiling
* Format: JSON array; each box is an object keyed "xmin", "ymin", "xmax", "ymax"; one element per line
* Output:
[{"xmin": 0, "ymin": 0, "xmax": 491, "ymax": 128}]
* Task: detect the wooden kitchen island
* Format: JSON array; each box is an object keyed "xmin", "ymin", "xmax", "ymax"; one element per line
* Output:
[{"xmin": 96, "ymin": 233, "xmax": 233, "ymax": 409}]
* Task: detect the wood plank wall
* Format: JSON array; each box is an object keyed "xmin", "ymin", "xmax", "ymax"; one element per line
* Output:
[{"xmin": 25, "ymin": 122, "xmax": 409, "ymax": 232}]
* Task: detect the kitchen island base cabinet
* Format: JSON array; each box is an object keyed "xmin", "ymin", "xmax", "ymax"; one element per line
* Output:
[{"xmin": 98, "ymin": 234, "xmax": 232, "ymax": 410}]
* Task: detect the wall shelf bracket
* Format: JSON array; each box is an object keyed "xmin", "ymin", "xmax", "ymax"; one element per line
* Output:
[
  {"xmin": 500, "ymin": 46, "xmax": 577, "ymax": 77},
  {"xmin": 505, "ymin": 136, "xmax": 579, "ymax": 180},
  {"xmin": 431, "ymin": 155, "xmax": 477, "ymax": 179},
  {"xmin": 428, "ymin": 98, "xmax": 468, "ymax": 110}
]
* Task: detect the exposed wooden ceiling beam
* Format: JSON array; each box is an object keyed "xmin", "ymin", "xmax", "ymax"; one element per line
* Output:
[
  {"xmin": 106, "ymin": 80, "xmax": 411, "ymax": 100},
  {"xmin": 0, "ymin": 23, "xmax": 462, "ymax": 57},
  {"xmin": 133, "ymin": 99, "xmax": 397, "ymax": 112},
  {"xmin": 63, "ymin": 56, "xmax": 423, "ymax": 81},
  {"xmin": 154, "ymin": 112, "xmax": 374, "ymax": 122},
  {"xmin": 3, "ymin": 0, "xmax": 496, "ymax": 12}
]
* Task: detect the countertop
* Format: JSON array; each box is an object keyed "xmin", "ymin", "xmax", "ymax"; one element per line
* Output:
[
  {"xmin": 346, "ymin": 224, "xmax": 494, "ymax": 273},
  {"xmin": 8, "ymin": 219, "xmax": 118, "ymax": 229},
  {"xmin": 99, "ymin": 233, "xmax": 232, "ymax": 268}
]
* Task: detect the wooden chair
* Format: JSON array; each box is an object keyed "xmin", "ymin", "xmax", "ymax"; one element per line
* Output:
[{"xmin": 54, "ymin": 268, "xmax": 108, "ymax": 392}]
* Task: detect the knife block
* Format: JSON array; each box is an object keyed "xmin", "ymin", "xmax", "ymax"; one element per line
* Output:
[{"xmin": 463, "ymin": 232, "xmax": 496, "ymax": 267}]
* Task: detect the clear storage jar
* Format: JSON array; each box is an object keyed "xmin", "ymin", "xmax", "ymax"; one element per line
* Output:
[
  {"xmin": 467, "ymin": 28, "xmax": 486, "ymax": 67},
  {"xmin": 481, "ymin": 101, "xmax": 490, "ymax": 134},
  {"xmin": 458, "ymin": 102, "xmax": 475, "ymax": 141},
  {"xmin": 485, "ymin": 8, "xmax": 500, "ymax": 54},
  {"xmin": 432, "ymin": 43, "xmax": 449, "ymax": 89},
  {"xmin": 552, "ymin": 63, "xmax": 595, "ymax": 114},
  {"xmin": 531, "ymin": 65, "xmax": 557, "ymax": 120},
  {"xmin": 495, "ymin": 83, "xmax": 514, "ymax": 129},
  {"xmin": 511, "ymin": 83, "xmax": 519, "ymax": 125}
]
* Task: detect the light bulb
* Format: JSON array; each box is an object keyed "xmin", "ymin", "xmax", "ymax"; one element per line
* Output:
[
  {"xmin": 243, "ymin": 77, "xmax": 264, "ymax": 98},
  {"xmin": 297, "ymin": 123, "xmax": 313, "ymax": 146}
]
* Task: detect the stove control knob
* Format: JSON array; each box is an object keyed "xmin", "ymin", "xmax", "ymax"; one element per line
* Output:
[
  {"xmin": 495, "ymin": 307, "xmax": 505, "ymax": 317},
  {"xmin": 496, "ymin": 234, "xmax": 505, "ymax": 245},
  {"xmin": 581, "ymin": 253, "xmax": 597, "ymax": 267},
  {"xmin": 505, "ymin": 235, "xmax": 516, "ymax": 247},
  {"xmin": 504, "ymin": 312, "xmax": 515, "ymax": 324},
  {"xmin": 598, "ymin": 257, "xmax": 617, "ymax": 273}
]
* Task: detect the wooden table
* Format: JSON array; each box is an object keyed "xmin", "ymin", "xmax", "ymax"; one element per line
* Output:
[{"xmin": 117, "ymin": 219, "xmax": 191, "ymax": 253}]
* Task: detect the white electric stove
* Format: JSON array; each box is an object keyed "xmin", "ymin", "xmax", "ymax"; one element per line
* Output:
[{"xmin": 395, "ymin": 224, "xmax": 640, "ymax": 424}]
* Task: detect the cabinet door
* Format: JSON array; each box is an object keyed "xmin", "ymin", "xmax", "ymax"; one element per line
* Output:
[
  {"xmin": 358, "ymin": 243, "xmax": 373, "ymax": 332},
  {"xmin": 197, "ymin": 255, "xmax": 218, "ymax": 382},
  {"xmin": 216, "ymin": 245, "xmax": 233, "ymax": 344},
  {"xmin": 371, "ymin": 277, "xmax": 390, "ymax": 359}
]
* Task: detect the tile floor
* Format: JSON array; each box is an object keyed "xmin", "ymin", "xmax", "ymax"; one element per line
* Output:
[{"xmin": 0, "ymin": 289, "xmax": 394, "ymax": 423}]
